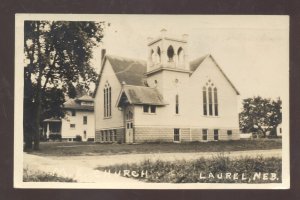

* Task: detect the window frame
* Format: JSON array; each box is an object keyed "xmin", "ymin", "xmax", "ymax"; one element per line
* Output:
[
  {"xmin": 83, "ymin": 116, "xmax": 87, "ymax": 125},
  {"xmin": 202, "ymin": 129, "xmax": 208, "ymax": 141},
  {"xmin": 173, "ymin": 128, "xmax": 180, "ymax": 142},
  {"xmin": 70, "ymin": 124, "xmax": 76, "ymax": 129},
  {"xmin": 214, "ymin": 129, "xmax": 219, "ymax": 141}
]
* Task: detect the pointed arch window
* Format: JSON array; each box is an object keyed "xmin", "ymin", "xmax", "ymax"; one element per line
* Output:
[
  {"xmin": 167, "ymin": 45, "xmax": 174, "ymax": 62},
  {"xmin": 157, "ymin": 46, "xmax": 161, "ymax": 63},
  {"xmin": 203, "ymin": 81, "xmax": 218, "ymax": 116},
  {"xmin": 175, "ymin": 94, "xmax": 179, "ymax": 114},
  {"xmin": 214, "ymin": 88, "xmax": 218, "ymax": 116},
  {"xmin": 208, "ymin": 87, "xmax": 213, "ymax": 116},
  {"xmin": 104, "ymin": 82, "xmax": 111, "ymax": 118},
  {"xmin": 177, "ymin": 47, "xmax": 184, "ymax": 65},
  {"xmin": 202, "ymin": 87, "xmax": 207, "ymax": 116}
]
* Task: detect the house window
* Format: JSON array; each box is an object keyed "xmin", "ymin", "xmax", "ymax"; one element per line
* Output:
[
  {"xmin": 202, "ymin": 129, "xmax": 208, "ymax": 141},
  {"xmin": 71, "ymin": 110, "xmax": 76, "ymax": 116},
  {"xmin": 208, "ymin": 87, "xmax": 213, "ymax": 116},
  {"xmin": 83, "ymin": 116, "xmax": 87, "ymax": 124},
  {"xmin": 150, "ymin": 105, "xmax": 156, "ymax": 113},
  {"xmin": 227, "ymin": 130, "xmax": 232, "ymax": 135},
  {"xmin": 175, "ymin": 94, "xmax": 179, "ymax": 114},
  {"xmin": 143, "ymin": 105, "xmax": 149, "ymax": 113},
  {"xmin": 214, "ymin": 88, "xmax": 218, "ymax": 116},
  {"xmin": 70, "ymin": 124, "xmax": 75, "ymax": 128},
  {"xmin": 214, "ymin": 129, "xmax": 219, "ymax": 141},
  {"xmin": 104, "ymin": 82, "xmax": 111, "ymax": 118},
  {"xmin": 143, "ymin": 105, "xmax": 156, "ymax": 113},
  {"xmin": 174, "ymin": 128, "xmax": 180, "ymax": 142},
  {"xmin": 203, "ymin": 87, "xmax": 207, "ymax": 116}
]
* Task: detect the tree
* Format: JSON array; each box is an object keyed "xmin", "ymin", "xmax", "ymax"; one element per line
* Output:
[
  {"xmin": 239, "ymin": 96, "xmax": 282, "ymax": 137},
  {"xmin": 24, "ymin": 21, "xmax": 104, "ymax": 150}
]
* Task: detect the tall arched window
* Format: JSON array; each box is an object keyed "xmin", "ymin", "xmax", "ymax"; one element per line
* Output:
[
  {"xmin": 203, "ymin": 81, "xmax": 219, "ymax": 116},
  {"xmin": 177, "ymin": 47, "xmax": 184, "ymax": 65},
  {"xmin": 104, "ymin": 82, "xmax": 111, "ymax": 117},
  {"xmin": 214, "ymin": 88, "xmax": 218, "ymax": 116},
  {"xmin": 175, "ymin": 94, "xmax": 179, "ymax": 114},
  {"xmin": 202, "ymin": 87, "xmax": 207, "ymax": 116},
  {"xmin": 157, "ymin": 46, "xmax": 161, "ymax": 63},
  {"xmin": 208, "ymin": 87, "xmax": 213, "ymax": 116},
  {"xmin": 167, "ymin": 45, "xmax": 174, "ymax": 62},
  {"xmin": 150, "ymin": 49, "xmax": 155, "ymax": 64}
]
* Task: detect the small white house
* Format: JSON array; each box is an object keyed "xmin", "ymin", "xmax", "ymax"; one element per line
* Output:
[
  {"xmin": 276, "ymin": 123, "xmax": 282, "ymax": 137},
  {"xmin": 43, "ymin": 95, "xmax": 95, "ymax": 141},
  {"xmin": 93, "ymin": 29, "xmax": 240, "ymax": 144}
]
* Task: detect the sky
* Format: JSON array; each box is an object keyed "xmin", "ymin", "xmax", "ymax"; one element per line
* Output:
[{"xmin": 90, "ymin": 15, "xmax": 289, "ymax": 110}]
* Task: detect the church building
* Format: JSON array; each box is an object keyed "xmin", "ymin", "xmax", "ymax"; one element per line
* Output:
[{"xmin": 93, "ymin": 29, "xmax": 240, "ymax": 143}]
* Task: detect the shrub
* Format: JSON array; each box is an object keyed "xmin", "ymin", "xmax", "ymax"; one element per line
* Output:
[{"xmin": 49, "ymin": 133, "xmax": 62, "ymax": 141}]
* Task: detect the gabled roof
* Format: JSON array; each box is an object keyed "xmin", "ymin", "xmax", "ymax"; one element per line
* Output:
[
  {"xmin": 93, "ymin": 55, "xmax": 147, "ymax": 97},
  {"xmin": 116, "ymin": 85, "xmax": 167, "ymax": 107},
  {"xmin": 63, "ymin": 98, "xmax": 94, "ymax": 111},
  {"xmin": 77, "ymin": 95, "xmax": 93, "ymax": 102},
  {"xmin": 190, "ymin": 54, "xmax": 210, "ymax": 72},
  {"xmin": 190, "ymin": 54, "xmax": 240, "ymax": 95}
]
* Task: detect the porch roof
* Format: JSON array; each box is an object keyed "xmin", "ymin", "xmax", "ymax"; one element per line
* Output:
[
  {"xmin": 43, "ymin": 117, "xmax": 61, "ymax": 122},
  {"xmin": 116, "ymin": 85, "xmax": 167, "ymax": 107}
]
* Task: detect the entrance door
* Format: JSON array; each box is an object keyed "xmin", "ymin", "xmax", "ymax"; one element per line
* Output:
[{"xmin": 125, "ymin": 108, "xmax": 134, "ymax": 143}]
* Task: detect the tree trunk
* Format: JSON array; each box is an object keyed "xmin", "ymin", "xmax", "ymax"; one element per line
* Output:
[
  {"xmin": 33, "ymin": 89, "xmax": 41, "ymax": 150},
  {"xmin": 24, "ymin": 130, "xmax": 33, "ymax": 151}
]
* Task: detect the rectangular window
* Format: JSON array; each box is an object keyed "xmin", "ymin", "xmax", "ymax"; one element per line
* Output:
[
  {"xmin": 101, "ymin": 131, "xmax": 104, "ymax": 141},
  {"xmin": 114, "ymin": 130, "xmax": 117, "ymax": 141},
  {"xmin": 227, "ymin": 130, "xmax": 232, "ymax": 135},
  {"xmin": 110, "ymin": 130, "xmax": 113, "ymax": 141},
  {"xmin": 174, "ymin": 128, "xmax": 180, "ymax": 142},
  {"xmin": 280, "ymin": 128, "xmax": 282, "ymax": 133},
  {"xmin": 214, "ymin": 129, "xmax": 219, "ymax": 141},
  {"xmin": 143, "ymin": 105, "xmax": 149, "ymax": 113},
  {"xmin": 150, "ymin": 105, "xmax": 156, "ymax": 113},
  {"xmin": 202, "ymin": 129, "xmax": 208, "ymax": 141},
  {"xmin": 175, "ymin": 95, "xmax": 179, "ymax": 114},
  {"xmin": 70, "ymin": 124, "xmax": 75, "ymax": 128},
  {"xmin": 71, "ymin": 110, "xmax": 76, "ymax": 116},
  {"xmin": 83, "ymin": 116, "xmax": 87, "ymax": 124},
  {"xmin": 105, "ymin": 130, "xmax": 108, "ymax": 141}
]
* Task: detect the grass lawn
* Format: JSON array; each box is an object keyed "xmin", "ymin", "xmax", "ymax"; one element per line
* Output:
[
  {"xmin": 23, "ymin": 168, "xmax": 76, "ymax": 182},
  {"xmin": 96, "ymin": 155, "xmax": 282, "ymax": 183},
  {"xmin": 27, "ymin": 139, "xmax": 282, "ymax": 157}
]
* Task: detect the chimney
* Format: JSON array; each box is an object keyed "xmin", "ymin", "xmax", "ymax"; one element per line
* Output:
[
  {"xmin": 101, "ymin": 49, "xmax": 106, "ymax": 65},
  {"xmin": 182, "ymin": 34, "xmax": 189, "ymax": 41}
]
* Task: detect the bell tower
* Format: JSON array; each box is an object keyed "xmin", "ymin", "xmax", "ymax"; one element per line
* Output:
[{"xmin": 147, "ymin": 29, "xmax": 189, "ymax": 73}]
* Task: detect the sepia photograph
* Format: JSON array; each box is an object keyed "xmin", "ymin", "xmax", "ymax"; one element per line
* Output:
[{"xmin": 14, "ymin": 14, "xmax": 289, "ymax": 189}]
